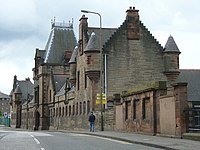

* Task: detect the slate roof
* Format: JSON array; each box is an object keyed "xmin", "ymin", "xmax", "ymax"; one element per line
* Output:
[
  {"xmin": 53, "ymin": 75, "xmax": 67, "ymax": 93},
  {"xmin": 84, "ymin": 32, "xmax": 99, "ymax": 52},
  {"xmin": 55, "ymin": 82, "xmax": 66, "ymax": 96},
  {"xmin": 164, "ymin": 35, "xmax": 180, "ymax": 52},
  {"xmin": 69, "ymin": 46, "xmax": 78, "ymax": 63},
  {"xmin": 0, "ymin": 92, "xmax": 9, "ymax": 99},
  {"xmin": 87, "ymin": 27, "xmax": 116, "ymax": 49},
  {"xmin": 44, "ymin": 24, "xmax": 77, "ymax": 64},
  {"xmin": 176, "ymin": 69, "xmax": 200, "ymax": 102},
  {"xmin": 12, "ymin": 79, "xmax": 34, "ymax": 103}
]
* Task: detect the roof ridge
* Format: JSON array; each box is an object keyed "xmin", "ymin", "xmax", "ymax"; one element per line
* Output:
[
  {"xmin": 104, "ymin": 20, "xmax": 127, "ymax": 47},
  {"xmin": 139, "ymin": 21, "xmax": 163, "ymax": 50}
]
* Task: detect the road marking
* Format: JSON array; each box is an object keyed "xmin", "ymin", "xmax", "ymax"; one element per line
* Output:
[
  {"xmin": 69, "ymin": 133, "xmax": 91, "ymax": 137},
  {"xmin": 41, "ymin": 148, "xmax": 45, "ymax": 150},
  {"xmin": 70, "ymin": 133, "xmax": 132, "ymax": 145},
  {"xmin": 94, "ymin": 136, "xmax": 133, "ymax": 145},
  {"xmin": 30, "ymin": 134, "xmax": 34, "ymax": 138},
  {"xmin": 34, "ymin": 137, "xmax": 40, "ymax": 144},
  {"xmin": 30, "ymin": 134, "xmax": 40, "ymax": 145}
]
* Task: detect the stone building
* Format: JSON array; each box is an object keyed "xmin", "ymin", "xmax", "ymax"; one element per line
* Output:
[
  {"xmin": 9, "ymin": 76, "xmax": 34, "ymax": 128},
  {"xmin": 0, "ymin": 91, "xmax": 10, "ymax": 117},
  {"xmin": 9, "ymin": 7, "xmax": 200, "ymax": 136},
  {"xmin": 32, "ymin": 20, "xmax": 77, "ymax": 130}
]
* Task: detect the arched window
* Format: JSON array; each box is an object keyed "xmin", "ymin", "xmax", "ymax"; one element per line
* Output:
[
  {"xmin": 62, "ymin": 107, "xmax": 64, "ymax": 117},
  {"xmin": 56, "ymin": 108, "xmax": 58, "ymax": 117},
  {"xmin": 83, "ymin": 101, "xmax": 86, "ymax": 114},
  {"xmin": 65, "ymin": 106, "xmax": 68, "ymax": 116},
  {"xmin": 87, "ymin": 101, "xmax": 90, "ymax": 114},
  {"xmin": 80, "ymin": 102, "xmax": 82, "ymax": 115},
  {"xmin": 59, "ymin": 107, "xmax": 61, "ymax": 117},
  {"xmin": 76, "ymin": 102, "xmax": 78, "ymax": 115},
  {"xmin": 73, "ymin": 105, "xmax": 75, "ymax": 115},
  {"xmin": 69, "ymin": 105, "xmax": 71, "ymax": 116}
]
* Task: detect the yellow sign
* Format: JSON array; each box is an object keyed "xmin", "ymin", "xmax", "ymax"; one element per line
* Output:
[{"xmin": 96, "ymin": 93, "xmax": 107, "ymax": 104}]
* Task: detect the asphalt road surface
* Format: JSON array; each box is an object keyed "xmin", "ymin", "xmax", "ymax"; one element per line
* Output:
[{"xmin": 0, "ymin": 128, "xmax": 163, "ymax": 150}]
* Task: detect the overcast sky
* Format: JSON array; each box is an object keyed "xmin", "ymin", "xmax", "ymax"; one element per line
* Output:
[{"xmin": 0, "ymin": 0, "xmax": 199, "ymax": 94}]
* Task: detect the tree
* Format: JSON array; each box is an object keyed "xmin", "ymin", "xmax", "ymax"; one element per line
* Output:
[{"xmin": 0, "ymin": 111, "xmax": 2, "ymax": 117}]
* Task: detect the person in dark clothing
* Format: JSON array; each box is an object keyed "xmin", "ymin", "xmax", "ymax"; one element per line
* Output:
[{"xmin": 88, "ymin": 112, "xmax": 95, "ymax": 132}]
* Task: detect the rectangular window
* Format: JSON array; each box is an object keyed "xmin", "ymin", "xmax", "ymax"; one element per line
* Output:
[
  {"xmin": 76, "ymin": 103, "xmax": 78, "ymax": 115},
  {"xmin": 87, "ymin": 56, "xmax": 91, "ymax": 64},
  {"xmin": 133, "ymin": 99, "xmax": 139, "ymax": 119},
  {"xmin": 62, "ymin": 107, "xmax": 64, "ymax": 117},
  {"xmin": 77, "ymin": 71, "xmax": 80, "ymax": 90},
  {"xmin": 142, "ymin": 98, "xmax": 150, "ymax": 120},
  {"xmin": 59, "ymin": 107, "xmax": 61, "ymax": 117},
  {"xmin": 83, "ymin": 101, "xmax": 86, "ymax": 114},
  {"xmin": 85, "ymin": 74, "xmax": 87, "ymax": 89},
  {"xmin": 69, "ymin": 106, "xmax": 71, "ymax": 116},
  {"xmin": 80, "ymin": 102, "xmax": 82, "ymax": 115},
  {"xmin": 65, "ymin": 106, "xmax": 68, "ymax": 116},
  {"xmin": 72, "ymin": 105, "xmax": 75, "ymax": 115},
  {"xmin": 125, "ymin": 101, "xmax": 131, "ymax": 120},
  {"xmin": 87, "ymin": 101, "xmax": 90, "ymax": 114}
]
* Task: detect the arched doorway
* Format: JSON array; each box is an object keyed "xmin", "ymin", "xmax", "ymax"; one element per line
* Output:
[{"xmin": 34, "ymin": 111, "xmax": 40, "ymax": 130}]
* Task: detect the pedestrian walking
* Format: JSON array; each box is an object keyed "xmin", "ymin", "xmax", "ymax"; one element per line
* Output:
[{"xmin": 88, "ymin": 112, "xmax": 95, "ymax": 132}]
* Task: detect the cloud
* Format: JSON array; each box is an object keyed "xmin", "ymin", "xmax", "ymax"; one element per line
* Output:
[
  {"xmin": 0, "ymin": 0, "xmax": 37, "ymax": 31},
  {"xmin": 0, "ymin": 0, "xmax": 199, "ymax": 95}
]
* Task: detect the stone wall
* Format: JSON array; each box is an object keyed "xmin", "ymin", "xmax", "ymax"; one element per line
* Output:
[{"xmin": 105, "ymin": 21, "xmax": 166, "ymax": 98}]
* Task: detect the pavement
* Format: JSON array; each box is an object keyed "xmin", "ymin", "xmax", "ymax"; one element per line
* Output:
[
  {"xmin": 62, "ymin": 130, "xmax": 200, "ymax": 150},
  {"xmin": 1, "ymin": 125, "xmax": 200, "ymax": 150}
]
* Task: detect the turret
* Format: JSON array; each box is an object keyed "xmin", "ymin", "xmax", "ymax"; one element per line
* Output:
[
  {"xmin": 14, "ymin": 85, "xmax": 22, "ymax": 104},
  {"xmin": 163, "ymin": 35, "xmax": 181, "ymax": 82},
  {"xmin": 69, "ymin": 46, "xmax": 78, "ymax": 86},
  {"xmin": 84, "ymin": 32, "xmax": 100, "ymax": 80}
]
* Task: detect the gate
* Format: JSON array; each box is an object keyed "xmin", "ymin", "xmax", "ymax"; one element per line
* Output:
[
  {"xmin": 0, "ymin": 117, "xmax": 11, "ymax": 127},
  {"xmin": 187, "ymin": 109, "xmax": 200, "ymax": 132}
]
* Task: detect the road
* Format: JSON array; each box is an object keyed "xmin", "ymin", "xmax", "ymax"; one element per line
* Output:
[{"xmin": 0, "ymin": 127, "xmax": 162, "ymax": 150}]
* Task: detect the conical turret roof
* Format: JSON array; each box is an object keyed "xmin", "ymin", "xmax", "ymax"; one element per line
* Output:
[
  {"xmin": 164, "ymin": 35, "xmax": 180, "ymax": 52},
  {"xmin": 69, "ymin": 46, "xmax": 78, "ymax": 63},
  {"xmin": 14, "ymin": 85, "xmax": 22, "ymax": 94},
  {"xmin": 84, "ymin": 32, "xmax": 99, "ymax": 52}
]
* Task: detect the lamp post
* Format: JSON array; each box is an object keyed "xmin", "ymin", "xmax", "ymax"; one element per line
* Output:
[{"xmin": 81, "ymin": 10, "xmax": 104, "ymax": 131}]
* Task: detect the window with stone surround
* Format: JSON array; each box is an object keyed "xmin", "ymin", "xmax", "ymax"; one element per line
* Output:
[
  {"xmin": 59, "ymin": 107, "xmax": 61, "ymax": 117},
  {"xmin": 62, "ymin": 107, "xmax": 64, "ymax": 117},
  {"xmin": 56, "ymin": 108, "xmax": 58, "ymax": 117},
  {"xmin": 87, "ymin": 55, "xmax": 91, "ymax": 64},
  {"xmin": 125, "ymin": 101, "xmax": 131, "ymax": 120},
  {"xmin": 142, "ymin": 97, "xmax": 150, "ymax": 120},
  {"xmin": 69, "ymin": 105, "xmax": 71, "ymax": 116},
  {"xmin": 87, "ymin": 101, "xmax": 90, "ymax": 114},
  {"xmin": 73, "ymin": 105, "xmax": 75, "ymax": 115},
  {"xmin": 77, "ymin": 71, "xmax": 80, "ymax": 91},
  {"xmin": 76, "ymin": 102, "xmax": 78, "ymax": 115},
  {"xmin": 85, "ymin": 74, "xmax": 87, "ymax": 89},
  {"xmin": 83, "ymin": 101, "xmax": 86, "ymax": 114},
  {"xmin": 65, "ymin": 106, "xmax": 68, "ymax": 116},
  {"xmin": 133, "ymin": 99, "xmax": 139, "ymax": 119},
  {"xmin": 80, "ymin": 102, "xmax": 82, "ymax": 115}
]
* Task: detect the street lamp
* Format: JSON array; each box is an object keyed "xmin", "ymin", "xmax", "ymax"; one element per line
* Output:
[{"xmin": 81, "ymin": 10, "xmax": 104, "ymax": 131}]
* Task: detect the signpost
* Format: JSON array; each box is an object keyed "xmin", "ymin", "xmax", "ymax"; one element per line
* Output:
[{"xmin": 96, "ymin": 93, "xmax": 107, "ymax": 105}]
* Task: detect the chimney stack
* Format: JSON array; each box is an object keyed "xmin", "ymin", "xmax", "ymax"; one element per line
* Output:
[
  {"xmin": 79, "ymin": 15, "xmax": 88, "ymax": 53},
  {"xmin": 126, "ymin": 6, "xmax": 140, "ymax": 40}
]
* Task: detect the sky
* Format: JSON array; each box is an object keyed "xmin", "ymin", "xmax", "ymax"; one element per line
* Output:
[{"xmin": 0, "ymin": 0, "xmax": 199, "ymax": 95}]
